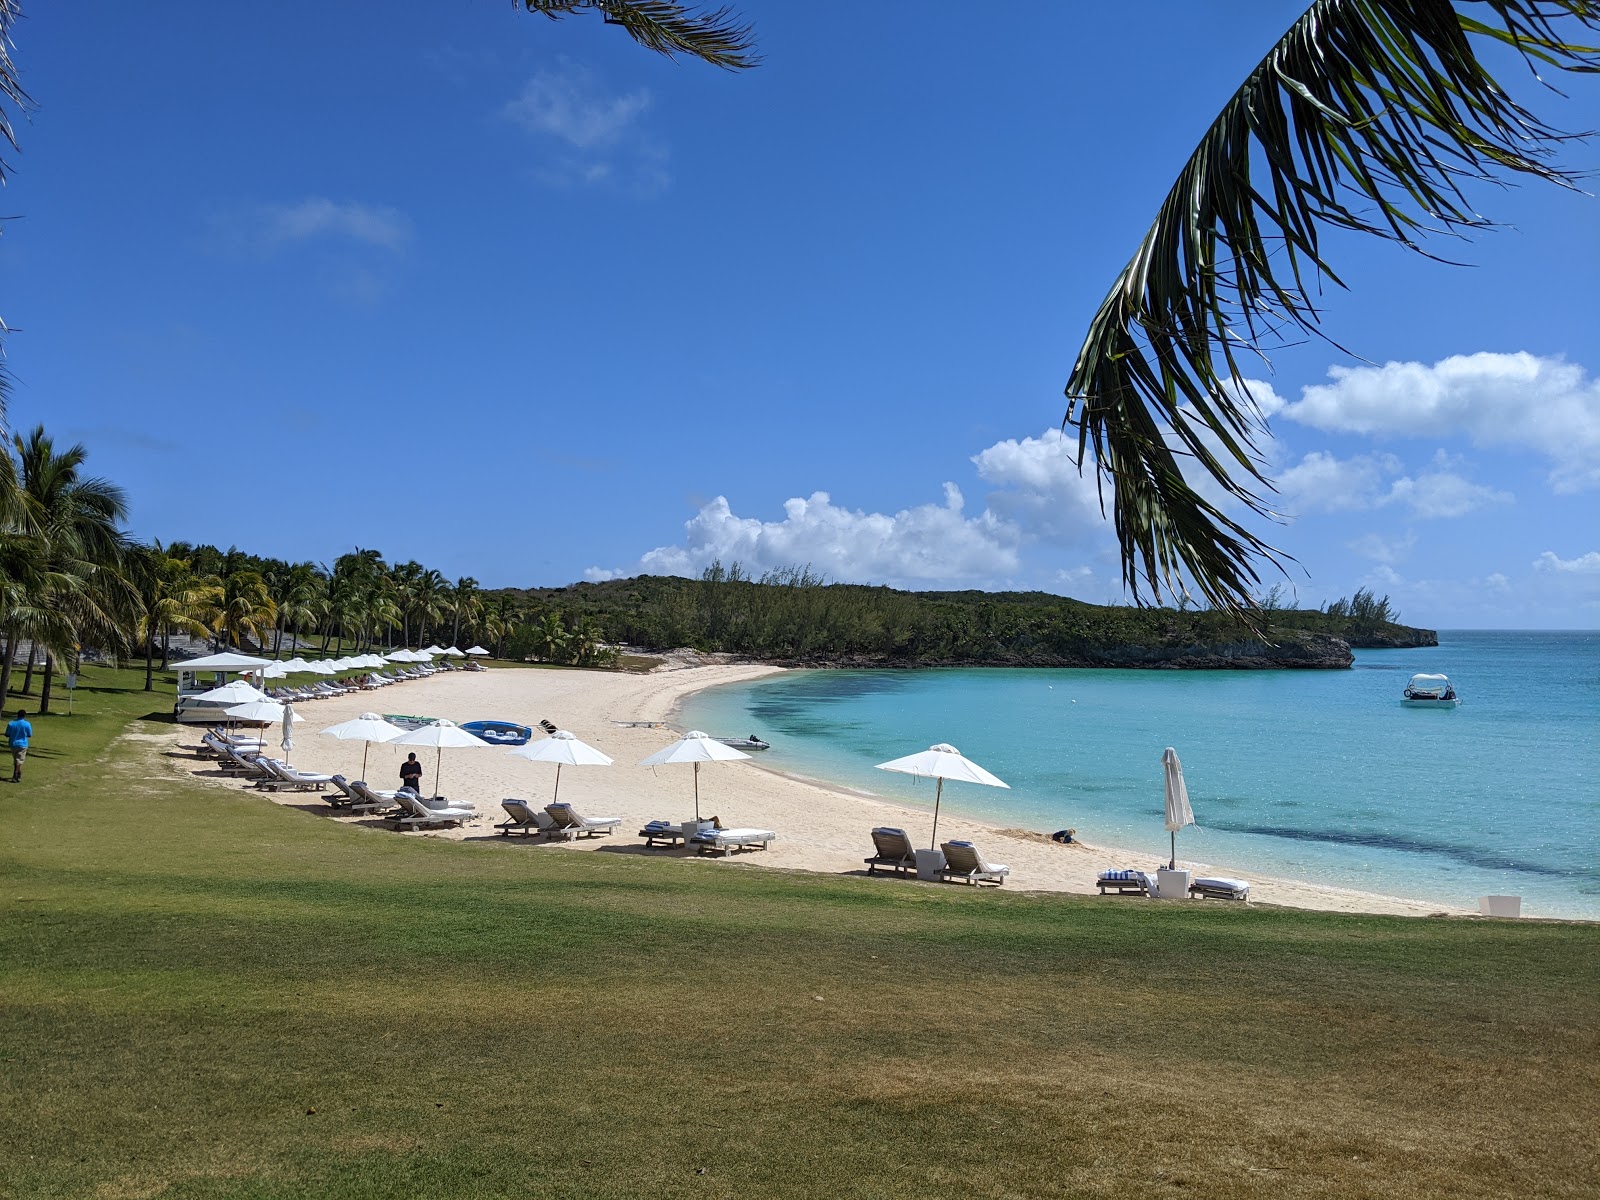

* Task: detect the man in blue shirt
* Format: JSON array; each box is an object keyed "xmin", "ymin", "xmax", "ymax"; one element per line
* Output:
[{"xmin": 7, "ymin": 709, "xmax": 32, "ymax": 783}]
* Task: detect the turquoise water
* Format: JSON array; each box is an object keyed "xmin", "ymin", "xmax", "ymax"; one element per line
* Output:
[{"xmin": 682, "ymin": 631, "xmax": 1600, "ymax": 918}]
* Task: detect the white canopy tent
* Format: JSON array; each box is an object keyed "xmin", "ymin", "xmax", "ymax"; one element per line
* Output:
[{"xmin": 173, "ymin": 652, "xmax": 272, "ymax": 673}]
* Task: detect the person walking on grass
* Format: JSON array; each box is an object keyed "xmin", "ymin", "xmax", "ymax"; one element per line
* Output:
[{"xmin": 7, "ymin": 709, "xmax": 33, "ymax": 784}]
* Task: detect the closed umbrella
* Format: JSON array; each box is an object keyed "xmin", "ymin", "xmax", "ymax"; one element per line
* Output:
[
  {"xmin": 1163, "ymin": 747, "xmax": 1195, "ymax": 869},
  {"xmin": 320, "ymin": 712, "xmax": 403, "ymax": 779},
  {"xmin": 389, "ymin": 719, "xmax": 493, "ymax": 797},
  {"xmin": 875, "ymin": 742, "xmax": 1009, "ymax": 849},
  {"xmin": 638, "ymin": 731, "xmax": 750, "ymax": 822},
  {"xmin": 280, "ymin": 702, "xmax": 295, "ymax": 765},
  {"xmin": 509, "ymin": 729, "xmax": 613, "ymax": 804}
]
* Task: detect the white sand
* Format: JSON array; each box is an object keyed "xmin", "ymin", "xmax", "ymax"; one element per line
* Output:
[{"xmin": 170, "ymin": 664, "xmax": 1468, "ymax": 917}]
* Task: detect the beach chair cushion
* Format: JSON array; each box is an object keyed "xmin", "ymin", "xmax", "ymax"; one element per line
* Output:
[
  {"xmin": 1190, "ymin": 876, "xmax": 1251, "ymax": 900},
  {"xmin": 940, "ymin": 840, "xmax": 1009, "ymax": 884}
]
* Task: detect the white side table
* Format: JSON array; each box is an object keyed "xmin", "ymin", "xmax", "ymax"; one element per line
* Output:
[
  {"xmin": 914, "ymin": 848, "xmax": 946, "ymax": 882},
  {"xmin": 1154, "ymin": 867, "xmax": 1193, "ymax": 899}
]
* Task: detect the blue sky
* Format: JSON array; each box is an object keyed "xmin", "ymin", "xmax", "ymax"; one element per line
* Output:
[{"xmin": 5, "ymin": 2, "xmax": 1597, "ymax": 627}]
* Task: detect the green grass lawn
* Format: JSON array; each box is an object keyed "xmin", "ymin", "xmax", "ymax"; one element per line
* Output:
[{"xmin": 2, "ymin": 669, "xmax": 1596, "ymax": 1199}]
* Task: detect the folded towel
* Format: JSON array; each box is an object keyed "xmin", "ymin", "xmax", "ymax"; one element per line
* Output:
[{"xmin": 1099, "ymin": 868, "xmax": 1149, "ymax": 882}]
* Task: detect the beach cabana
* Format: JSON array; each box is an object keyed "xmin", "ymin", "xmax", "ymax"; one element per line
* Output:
[
  {"xmin": 875, "ymin": 743, "xmax": 1009, "ymax": 849},
  {"xmin": 638, "ymin": 731, "xmax": 750, "ymax": 822}
]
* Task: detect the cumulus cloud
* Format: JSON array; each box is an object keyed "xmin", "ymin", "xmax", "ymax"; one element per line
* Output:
[
  {"xmin": 1264, "ymin": 352, "xmax": 1600, "ymax": 491},
  {"xmin": 1275, "ymin": 448, "xmax": 1508, "ymax": 518},
  {"xmin": 970, "ymin": 427, "xmax": 1108, "ymax": 544},
  {"xmin": 1347, "ymin": 531, "xmax": 1417, "ymax": 564},
  {"xmin": 1533, "ymin": 550, "xmax": 1600, "ymax": 574},
  {"xmin": 503, "ymin": 64, "xmax": 665, "ymax": 191},
  {"xmin": 633, "ymin": 485, "xmax": 1020, "ymax": 586}
]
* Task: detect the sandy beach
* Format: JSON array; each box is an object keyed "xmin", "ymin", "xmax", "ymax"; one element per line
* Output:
[{"xmin": 168, "ymin": 664, "xmax": 1469, "ymax": 917}]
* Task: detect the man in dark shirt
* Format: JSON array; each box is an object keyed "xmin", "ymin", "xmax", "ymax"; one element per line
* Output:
[{"xmin": 400, "ymin": 752, "xmax": 423, "ymax": 795}]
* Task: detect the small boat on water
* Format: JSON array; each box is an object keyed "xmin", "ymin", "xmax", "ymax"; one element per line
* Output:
[
  {"xmin": 1402, "ymin": 674, "xmax": 1461, "ymax": 708},
  {"xmin": 716, "ymin": 734, "xmax": 771, "ymax": 751},
  {"xmin": 461, "ymin": 719, "xmax": 533, "ymax": 746}
]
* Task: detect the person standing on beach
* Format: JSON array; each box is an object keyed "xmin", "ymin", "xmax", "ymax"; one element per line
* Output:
[
  {"xmin": 400, "ymin": 752, "xmax": 423, "ymax": 795},
  {"xmin": 7, "ymin": 709, "xmax": 33, "ymax": 784}
]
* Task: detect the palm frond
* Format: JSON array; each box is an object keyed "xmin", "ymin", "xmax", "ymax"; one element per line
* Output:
[
  {"xmin": 521, "ymin": 0, "xmax": 757, "ymax": 70},
  {"xmin": 1065, "ymin": 0, "xmax": 1600, "ymax": 618}
]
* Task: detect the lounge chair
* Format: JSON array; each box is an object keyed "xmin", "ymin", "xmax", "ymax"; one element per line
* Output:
[
  {"xmin": 217, "ymin": 746, "xmax": 270, "ymax": 778},
  {"xmin": 864, "ymin": 826, "xmax": 918, "ymax": 876},
  {"xmin": 349, "ymin": 780, "xmax": 402, "ymax": 812},
  {"xmin": 1096, "ymin": 869, "xmax": 1156, "ymax": 896},
  {"xmin": 545, "ymin": 801, "xmax": 621, "ymax": 840},
  {"xmin": 391, "ymin": 791, "xmax": 475, "ymax": 830},
  {"xmin": 1189, "ymin": 876, "xmax": 1251, "ymax": 901},
  {"xmin": 497, "ymin": 798, "xmax": 557, "ymax": 837},
  {"xmin": 638, "ymin": 819, "xmax": 687, "ymax": 847},
  {"xmin": 690, "ymin": 827, "xmax": 776, "ymax": 857},
  {"xmin": 938, "ymin": 841, "xmax": 1010, "ymax": 886},
  {"xmin": 260, "ymin": 760, "xmax": 334, "ymax": 792}
]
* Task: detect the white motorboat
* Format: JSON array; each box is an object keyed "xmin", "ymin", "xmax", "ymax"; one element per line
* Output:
[{"xmin": 1402, "ymin": 673, "xmax": 1460, "ymax": 708}]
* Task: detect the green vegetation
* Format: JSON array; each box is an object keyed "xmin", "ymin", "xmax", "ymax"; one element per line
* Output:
[
  {"xmin": 4, "ymin": 670, "xmax": 1595, "ymax": 1197},
  {"xmin": 499, "ymin": 566, "xmax": 1425, "ymax": 665}
]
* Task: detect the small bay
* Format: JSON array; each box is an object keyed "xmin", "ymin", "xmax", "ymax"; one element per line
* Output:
[{"xmin": 682, "ymin": 630, "xmax": 1600, "ymax": 918}]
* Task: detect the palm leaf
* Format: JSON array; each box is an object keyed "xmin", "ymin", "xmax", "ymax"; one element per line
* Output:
[
  {"xmin": 521, "ymin": 0, "xmax": 757, "ymax": 70},
  {"xmin": 1065, "ymin": 0, "xmax": 1600, "ymax": 618}
]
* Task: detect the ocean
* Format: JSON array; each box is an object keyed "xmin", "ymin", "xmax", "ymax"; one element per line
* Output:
[{"xmin": 681, "ymin": 630, "xmax": 1600, "ymax": 919}]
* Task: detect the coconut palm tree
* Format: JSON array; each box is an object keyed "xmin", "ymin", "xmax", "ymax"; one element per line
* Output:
[
  {"xmin": 131, "ymin": 542, "xmax": 220, "ymax": 691},
  {"xmin": 448, "ymin": 576, "xmax": 480, "ymax": 649},
  {"xmin": 215, "ymin": 570, "xmax": 277, "ymax": 651},
  {"xmin": 0, "ymin": 427, "xmax": 136, "ymax": 711}
]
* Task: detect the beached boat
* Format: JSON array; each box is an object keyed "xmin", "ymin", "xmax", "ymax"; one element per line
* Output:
[
  {"xmin": 716, "ymin": 735, "xmax": 771, "ymax": 751},
  {"xmin": 1402, "ymin": 673, "xmax": 1461, "ymax": 708},
  {"xmin": 460, "ymin": 719, "xmax": 533, "ymax": 746},
  {"xmin": 384, "ymin": 714, "xmax": 438, "ymax": 730}
]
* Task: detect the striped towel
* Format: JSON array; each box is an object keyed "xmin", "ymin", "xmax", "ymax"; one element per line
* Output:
[
  {"xmin": 1099, "ymin": 869, "xmax": 1148, "ymax": 882},
  {"xmin": 641, "ymin": 820, "xmax": 675, "ymax": 832}
]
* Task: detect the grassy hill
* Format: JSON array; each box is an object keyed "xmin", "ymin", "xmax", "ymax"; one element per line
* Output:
[
  {"xmin": 498, "ymin": 575, "xmax": 1432, "ymax": 668},
  {"xmin": 2, "ymin": 670, "xmax": 1594, "ymax": 1198}
]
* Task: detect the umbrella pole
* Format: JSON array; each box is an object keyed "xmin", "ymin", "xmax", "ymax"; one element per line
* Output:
[
  {"xmin": 930, "ymin": 777, "xmax": 944, "ymax": 849},
  {"xmin": 694, "ymin": 761, "xmax": 701, "ymax": 823},
  {"xmin": 553, "ymin": 762, "xmax": 562, "ymax": 805},
  {"xmin": 361, "ymin": 742, "xmax": 370, "ymax": 780},
  {"xmin": 434, "ymin": 749, "xmax": 443, "ymax": 798},
  {"xmin": 1170, "ymin": 830, "xmax": 1176, "ymax": 871}
]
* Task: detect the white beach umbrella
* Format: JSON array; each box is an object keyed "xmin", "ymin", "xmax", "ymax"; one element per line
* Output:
[
  {"xmin": 320, "ymin": 711, "xmax": 403, "ymax": 778},
  {"xmin": 638, "ymin": 730, "xmax": 750, "ymax": 822},
  {"xmin": 465, "ymin": 646, "xmax": 490, "ymax": 657},
  {"xmin": 306, "ymin": 660, "xmax": 337, "ymax": 676},
  {"xmin": 262, "ymin": 662, "xmax": 289, "ymax": 679},
  {"xmin": 281, "ymin": 657, "xmax": 312, "ymax": 672},
  {"xmin": 509, "ymin": 729, "xmax": 614, "ymax": 804},
  {"xmin": 195, "ymin": 679, "xmax": 270, "ymax": 705},
  {"xmin": 226, "ymin": 699, "xmax": 303, "ymax": 725},
  {"xmin": 441, "ymin": 646, "xmax": 465, "ymax": 658},
  {"xmin": 1163, "ymin": 747, "xmax": 1196, "ymax": 869},
  {"xmin": 875, "ymin": 743, "xmax": 1010, "ymax": 849},
  {"xmin": 389, "ymin": 719, "xmax": 493, "ymax": 797},
  {"xmin": 384, "ymin": 650, "xmax": 413, "ymax": 663}
]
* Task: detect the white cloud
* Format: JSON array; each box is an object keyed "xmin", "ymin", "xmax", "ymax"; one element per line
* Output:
[
  {"xmin": 1278, "ymin": 451, "xmax": 1398, "ymax": 512},
  {"xmin": 257, "ymin": 198, "xmax": 411, "ymax": 251},
  {"xmin": 1533, "ymin": 550, "xmax": 1600, "ymax": 574},
  {"xmin": 504, "ymin": 66, "xmax": 651, "ymax": 149},
  {"xmin": 583, "ymin": 566, "xmax": 624, "ymax": 582},
  {"xmin": 1347, "ymin": 531, "xmax": 1417, "ymax": 564},
  {"xmin": 970, "ymin": 427, "xmax": 1109, "ymax": 544},
  {"xmin": 1383, "ymin": 470, "xmax": 1511, "ymax": 519},
  {"xmin": 1270, "ymin": 352, "xmax": 1600, "ymax": 491},
  {"xmin": 637, "ymin": 485, "xmax": 1021, "ymax": 586}
]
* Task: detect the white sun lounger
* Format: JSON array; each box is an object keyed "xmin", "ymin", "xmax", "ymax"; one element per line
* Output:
[
  {"xmin": 391, "ymin": 792, "xmax": 475, "ymax": 830},
  {"xmin": 348, "ymin": 780, "xmax": 402, "ymax": 812},
  {"xmin": 691, "ymin": 827, "xmax": 777, "ymax": 857},
  {"xmin": 1189, "ymin": 876, "xmax": 1251, "ymax": 901},
  {"xmin": 497, "ymin": 799, "xmax": 558, "ymax": 837},
  {"xmin": 939, "ymin": 841, "xmax": 1009, "ymax": 886},
  {"xmin": 544, "ymin": 802, "xmax": 621, "ymax": 840},
  {"xmin": 260, "ymin": 760, "xmax": 334, "ymax": 792},
  {"xmin": 864, "ymin": 826, "xmax": 917, "ymax": 876}
]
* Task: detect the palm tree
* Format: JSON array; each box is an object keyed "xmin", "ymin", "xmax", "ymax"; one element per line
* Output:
[
  {"xmin": 215, "ymin": 570, "xmax": 277, "ymax": 651},
  {"xmin": 0, "ymin": 427, "xmax": 136, "ymax": 711},
  {"xmin": 449, "ymin": 576, "xmax": 480, "ymax": 649},
  {"xmin": 131, "ymin": 542, "xmax": 218, "ymax": 691}
]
